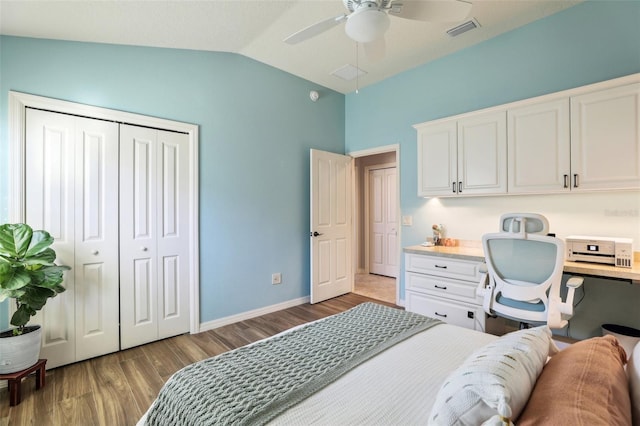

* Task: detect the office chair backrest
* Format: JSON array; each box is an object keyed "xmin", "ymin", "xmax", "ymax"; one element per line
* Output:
[
  {"xmin": 482, "ymin": 213, "xmax": 572, "ymax": 329},
  {"xmin": 499, "ymin": 212, "xmax": 549, "ymax": 235}
]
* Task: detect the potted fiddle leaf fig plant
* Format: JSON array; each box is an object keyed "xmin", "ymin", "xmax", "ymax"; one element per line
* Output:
[{"xmin": 0, "ymin": 223, "xmax": 69, "ymax": 373}]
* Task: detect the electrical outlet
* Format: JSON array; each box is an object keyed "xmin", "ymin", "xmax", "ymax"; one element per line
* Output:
[{"xmin": 271, "ymin": 273, "xmax": 282, "ymax": 285}]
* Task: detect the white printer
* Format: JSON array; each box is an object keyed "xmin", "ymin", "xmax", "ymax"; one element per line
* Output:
[{"xmin": 566, "ymin": 236, "xmax": 633, "ymax": 268}]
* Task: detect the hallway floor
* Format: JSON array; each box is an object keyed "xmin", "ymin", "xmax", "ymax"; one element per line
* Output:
[{"xmin": 353, "ymin": 273, "xmax": 396, "ymax": 305}]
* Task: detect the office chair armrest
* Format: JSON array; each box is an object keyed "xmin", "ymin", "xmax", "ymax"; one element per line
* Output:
[
  {"xmin": 558, "ymin": 276, "xmax": 584, "ymax": 317},
  {"xmin": 476, "ymin": 264, "xmax": 489, "ymax": 298},
  {"xmin": 566, "ymin": 276, "xmax": 584, "ymax": 288}
]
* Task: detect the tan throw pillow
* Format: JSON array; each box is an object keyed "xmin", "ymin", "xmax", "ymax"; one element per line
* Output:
[{"xmin": 517, "ymin": 335, "xmax": 631, "ymax": 425}]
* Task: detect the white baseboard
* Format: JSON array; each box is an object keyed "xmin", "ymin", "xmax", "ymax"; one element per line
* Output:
[{"xmin": 198, "ymin": 296, "xmax": 310, "ymax": 333}]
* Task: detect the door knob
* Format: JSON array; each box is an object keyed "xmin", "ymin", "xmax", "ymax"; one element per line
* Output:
[{"xmin": 310, "ymin": 231, "xmax": 323, "ymax": 237}]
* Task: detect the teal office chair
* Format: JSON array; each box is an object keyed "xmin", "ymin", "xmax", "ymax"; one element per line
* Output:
[{"xmin": 482, "ymin": 213, "xmax": 583, "ymax": 329}]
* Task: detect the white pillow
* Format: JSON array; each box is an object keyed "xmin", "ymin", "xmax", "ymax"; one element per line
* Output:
[
  {"xmin": 629, "ymin": 341, "xmax": 640, "ymax": 425},
  {"xmin": 428, "ymin": 326, "xmax": 557, "ymax": 426}
]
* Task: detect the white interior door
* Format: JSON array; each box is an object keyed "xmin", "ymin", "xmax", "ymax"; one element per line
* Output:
[
  {"xmin": 25, "ymin": 109, "xmax": 120, "ymax": 368},
  {"xmin": 119, "ymin": 125, "xmax": 190, "ymax": 349},
  {"xmin": 310, "ymin": 149, "xmax": 353, "ymax": 304},
  {"xmin": 369, "ymin": 167, "xmax": 397, "ymax": 278}
]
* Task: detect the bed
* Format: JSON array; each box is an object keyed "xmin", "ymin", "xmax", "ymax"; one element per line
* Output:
[{"xmin": 139, "ymin": 302, "xmax": 638, "ymax": 425}]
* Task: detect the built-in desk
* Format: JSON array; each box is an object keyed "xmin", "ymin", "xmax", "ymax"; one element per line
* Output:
[{"xmin": 404, "ymin": 244, "xmax": 640, "ymax": 285}]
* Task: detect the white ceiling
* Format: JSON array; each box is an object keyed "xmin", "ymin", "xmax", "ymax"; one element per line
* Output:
[{"xmin": 0, "ymin": 0, "xmax": 582, "ymax": 94}]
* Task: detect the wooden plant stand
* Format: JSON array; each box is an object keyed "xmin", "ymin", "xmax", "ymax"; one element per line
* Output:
[{"xmin": 0, "ymin": 359, "xmax": 47, "ymax": 406}]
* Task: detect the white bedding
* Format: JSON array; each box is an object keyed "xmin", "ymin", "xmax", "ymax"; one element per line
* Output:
[
  {"xmin": 138, "ymin": 321, "xmax": 496, "ymax": 425},
  {"xmin": 268, "ymin": 323, "xmax": 496, "ymax": 425}
]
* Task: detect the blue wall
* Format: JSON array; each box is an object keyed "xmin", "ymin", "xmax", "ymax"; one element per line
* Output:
[
  {"xmin": 1, "ymin": 1, "xmax": 639, "ymax": 332},
  {"xmin": 345, "ymin": 1, "xmax": 640, "ymax": 302},
  {"xmin": 0, "ymin": 37, "xmax": 345, "ymax": 329}
]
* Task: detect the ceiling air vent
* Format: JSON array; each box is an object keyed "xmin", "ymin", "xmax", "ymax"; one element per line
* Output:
[
  {"xmin": 331, "ymin": 64, "xmax": 367, "ymax": 81},
  {"xmin": 446, "ymin": 18, "xmax": 480, "ymax": 37}
]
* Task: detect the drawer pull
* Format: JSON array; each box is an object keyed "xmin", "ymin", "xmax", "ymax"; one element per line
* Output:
[
  {"xmin": 434, "ymin": 265, "xmax": 447, "ymax": 269},
  {"xmin": 434, "ymin": 285, "xmax": 447, "ymax": 290},
  {"xmin": 434, "ymin": 312, "xmax": 448, "ymax": 318}
]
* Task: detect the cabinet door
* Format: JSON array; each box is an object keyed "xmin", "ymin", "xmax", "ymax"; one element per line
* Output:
[
  {"xmin": 416, "ymin": 120, "xmax": 457, "ymax": 196},
  {"xmin": 457, "ymin": 110, "xmax": 507, "ymax": 195},
  {"xmin": 508, "ymin": 98, "xmax": 570, "ymax": 193},
  {"xmin": 571, "ymin": 83, "xmax": 640, "ymax": 191}
]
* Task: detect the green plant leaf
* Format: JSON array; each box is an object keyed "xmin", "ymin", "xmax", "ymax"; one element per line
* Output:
[
  {"xmin": 0, "ymin": 223, "xmax": 33, "ymax": 258},
  {"xmin": 23, "ymin": 248, "xmax": 57, "ymax": 267},
  {"xmin": 32, "ymin": 265, "xmax": 68, "ymax": 291},
  {"xmin": 25, "ymin": 230, "xmax": 54, "ymax": 257},
  {"xmin": 20, "ymin": 286, "xmax": 56, "ymax": 311},
  {"xmin": 10, "ymin": 304, "xmax": 35, "ymax": 328},
  {"xmin": 0, "ymin": 268, "xmax": 31, "ymax": 291}
]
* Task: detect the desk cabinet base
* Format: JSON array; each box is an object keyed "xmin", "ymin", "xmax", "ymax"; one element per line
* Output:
[{"xmin": 406, "ymin": 291, "xmax": 486, "ymax": 332}]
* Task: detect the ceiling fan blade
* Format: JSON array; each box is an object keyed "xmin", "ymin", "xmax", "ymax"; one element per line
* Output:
[
  {"xmin": 284, "ymin": 14, "xmax": 348, "ymax": 44},
  {"xmin": 364, "ymin": 38, "xmax": 386, "ymax": 62},
  {"xmin": 388, "ymin": 0, "xmax": 472, "ymax": 23}
]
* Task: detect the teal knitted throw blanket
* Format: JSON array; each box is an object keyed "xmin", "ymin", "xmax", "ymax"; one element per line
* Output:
[{"xmin": 144, "ymin": 302, "xmax": 442, "ymax": 426}]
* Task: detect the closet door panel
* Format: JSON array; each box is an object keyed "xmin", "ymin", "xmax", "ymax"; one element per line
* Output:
[
  {"xmin": 74, "ymin": 117, "xmax": 120, "ymax": 361},
  {"xmin": 25, "ymin": 109, "xmax": 77, "ymax": 368},
  {"xmin": 157, "ymin": 130, "xmax": 190, "ymax": 338},
  {"xmin": 120, "ymin": 125, "xmax": 159, "ymax": 349}
]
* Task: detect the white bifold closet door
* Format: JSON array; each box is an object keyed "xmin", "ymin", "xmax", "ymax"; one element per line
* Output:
[
  {"xmin": 119, "ymin": 125, "xmax": 190, "ymax": 349},
  {"xmin": 25, "ymin": 108, "xmax": 120, "ymax": 368}
]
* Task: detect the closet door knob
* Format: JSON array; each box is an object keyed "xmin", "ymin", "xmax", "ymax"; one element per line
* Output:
[{"xmin": 92, "ymin": 250, "xmax": 99, "ymax": 255}]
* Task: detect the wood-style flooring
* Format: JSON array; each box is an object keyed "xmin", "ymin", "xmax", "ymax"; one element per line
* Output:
[{"xmin": 0, "ymin": 293, "xmax": 396, "ymax": 426}]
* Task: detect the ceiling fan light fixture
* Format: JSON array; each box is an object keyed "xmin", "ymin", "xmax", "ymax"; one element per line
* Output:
[{"xmin": 345, "ymin": 8, "xmax": 390, "ymax": 43}]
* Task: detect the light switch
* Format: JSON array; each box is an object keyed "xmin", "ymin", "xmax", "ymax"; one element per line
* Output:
[{"xmin": 402, "ymin": 215, "xmax": 413, "ymax": 226}]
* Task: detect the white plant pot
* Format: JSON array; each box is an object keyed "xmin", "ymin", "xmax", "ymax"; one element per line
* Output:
[{"xmin": 0, "ymin": 325, "xmax": 42, "ymax": 374}]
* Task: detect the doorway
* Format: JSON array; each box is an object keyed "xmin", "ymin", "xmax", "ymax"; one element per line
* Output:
[{"xmin": 349, "ymin": 146, "xmax": 399, "ymax": 305}]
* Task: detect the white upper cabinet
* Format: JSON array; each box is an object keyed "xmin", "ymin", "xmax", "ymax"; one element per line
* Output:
[
  {"xmin": 508, "ymin": 98, "xmax": 571, "ymax": 194},
  {"xmin": 417, "ymin": 119, "xmax": 457, "ymax": 196},
  {"xmin": 570, "ymin": 83, "xmax": 640, "ymax": 191},
  {"xmin": 416, "ymin": 110, "xmax": 507, "ymax": 197},
  {"xmin": 415, "ymin": 74, "xmax": 639, "ymax": 197},
  {"xmin": 457, "ymin": 111, "xmax": 507, "ymax": 195}
]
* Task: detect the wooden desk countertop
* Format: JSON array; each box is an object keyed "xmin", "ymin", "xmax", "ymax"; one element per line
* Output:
[{"xmin": 404, "ymin": 244, "xmax": 640, "ymax": 285}]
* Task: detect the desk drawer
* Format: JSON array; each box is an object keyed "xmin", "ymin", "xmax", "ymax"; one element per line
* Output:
[
  {"xmin": 406, "ymin": 291, "xmax": 485, "ymax": 331},
  {"xmin": 405, "ymin": 271, "xmax": 478, "ymax": 302},
  {"xmin": 405, "ymin": 253, "xmax": 480, "ymax": 281}
]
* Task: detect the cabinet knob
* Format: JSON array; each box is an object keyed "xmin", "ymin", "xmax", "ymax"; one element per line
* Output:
[
  {"xmin": 141, "ymin": 247, "xmax": 148, "ymax": 251},
  {"xmin": 452, "ymin": 182, "xmax": 456, "ymax": 193},
  {"xmin": 458, "ymin": 181, "xmax": 462, "ymax": 193},
  {"xmin": 92, "ymin": 250, "xmax": 99, "ymax": 255},
  {"xmin": 573, "ymin": 174, "xmax": 579, "ymax": 188},
  {"xmin": 563, "ymin": 174, "xmax": 569, "ymax": 188},
  {"xmin": 435, "ymin": 312, "xmax": 448, "ymax": 318}
]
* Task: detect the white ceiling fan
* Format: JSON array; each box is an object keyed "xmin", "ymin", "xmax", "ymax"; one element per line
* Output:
[{"xmin": 284, "ymin": 0, "xmax": 473, "ymax": 60}]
